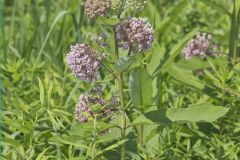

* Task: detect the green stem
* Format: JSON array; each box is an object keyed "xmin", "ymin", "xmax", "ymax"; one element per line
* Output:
[
  {"xmin": 113, "ymin": 25, "xmax": 126, "ymax": 160},
  {"xmin": 118, "ymin": 73, "xmax": 126, "ymax": 160},
  {"xmin": 140, "ymin": 54, "xmax": 147, "ymax": 146},
  {"xmin": 114, "ymin": 26, "xmax": 119, "ymax": 61},
  {"xmin": 100, "ymin": 61, "xmax": 118, "ymax": 79}
]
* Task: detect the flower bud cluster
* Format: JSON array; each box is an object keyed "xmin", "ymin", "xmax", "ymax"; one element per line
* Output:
[
  {"xmin": 111, "ymin": 0, "xmax": 123, "ymax": 15},
  {"xmin": 74, "ymin": 87, "xmax": 113, "ymax": 123},
  {"xmin": 115, "ymin": 17, "xmax": 154, "ymax": 53},
  {"xmin": 85, "ymin": 0, "xmax": 110, "ymax": 20},
  {"xmin": 126, "ymin": 0, "xmax": 147, "ymax": 12}
]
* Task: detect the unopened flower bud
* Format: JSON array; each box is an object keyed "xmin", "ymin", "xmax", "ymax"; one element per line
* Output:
[
  {"xmin": 111, "ymin": 0, "xmax": 123, "ymax": 15},
  {"xmin": 85, "ymin": 0, "xmax": 110, "ymax": 20},
  {"xmin": 115, "ymin": 17, "xmax": 154, "ymax": 53},
  {"xmin": 126, "ymin": 0, "xmax": 147, "ymax": 12}
]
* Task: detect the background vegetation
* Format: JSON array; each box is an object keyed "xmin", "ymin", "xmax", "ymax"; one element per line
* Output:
[{"xmin": 1, "ymin": 0, "xmax": 240, "ymax": 159}]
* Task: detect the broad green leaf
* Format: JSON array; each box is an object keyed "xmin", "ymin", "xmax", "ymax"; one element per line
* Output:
[
  {"xmin": 176, "ymin": 57, "xmax": 212, "ymax": 71},
  {"xmin": 132, "ymin": 113, "xmax": 154, "ymax": 125},
  {"xmin": 167, "ymin": 63, "xmax": 207, "ymax": 90},
  {"xmin": 37, "ymin": 77, "xmax": 45, "ymax": 107},
  {"xmin": 129, "ymin": 67, "xmax": 153, "ymax": 108},
  {"xmin": 145, "ymin": 109, "xmax": 171, "ymax": 124},
  {"xmin": 148, "ymin": 43, "xmax": 165, "ymax": 75},
  {"xmin": 166, "ymin": 104, "xmax": 229, "ymax": 122},
  {"xmin": 68, "ymin": 124, "xmax": 93, "ymax": 138}
]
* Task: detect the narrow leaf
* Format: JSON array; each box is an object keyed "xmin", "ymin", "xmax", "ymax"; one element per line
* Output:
[
  {"xmin": 199, "ymin": 0, "xmax": 231, "ymax": 16},
  {"xmin": 96, "ymin": 139, "xmax": 128, "ymax": 156},
  {"xmin": 50, "ymin": 136, "xmax": 88, "ymax": 149},
  {"xmin": 36, "ymin": 147, "xmax": 50, "ymax": 160},
  {"xmin": 37, "ymin": 77, "xmax": 45, "ymax": 107}
]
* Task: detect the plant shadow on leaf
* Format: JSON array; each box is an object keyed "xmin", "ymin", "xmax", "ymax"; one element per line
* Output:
[{"xmin": 102, "ymin": 132, "xmax": 138, "ymax": 160}]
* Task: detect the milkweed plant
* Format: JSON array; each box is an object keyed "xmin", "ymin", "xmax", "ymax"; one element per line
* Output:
[{"xmin": 65, "ymin": 0, "xmax": 240, "ymax": 159}]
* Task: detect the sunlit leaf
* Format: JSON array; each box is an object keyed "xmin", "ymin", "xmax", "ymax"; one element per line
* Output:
[
  {"xmin": 129, "ymin": 67, "xmax": 153, "ymax": 108},
  {"xmin": 166, "ymin": 104, "xmax": 229, "ymax": 122}
]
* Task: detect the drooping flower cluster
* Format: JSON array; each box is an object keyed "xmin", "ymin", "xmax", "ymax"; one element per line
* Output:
[
  {"xmin": 182, "ymin": 32, "xmax": 219, "ymax": 59},
  {"xmin": 84, "ymin": 0, "xmax": 110, "ymax": 20},
  {"xmin": 74, "ymin": 87, "xmax": 113, "ymax": 123},
  {"xmin": 126, "ymin": 0, "xmax": 147, "ymax": 12},
  {"xmin": 115, "ymin": 17, "xmax": 154, "ymax": 53},
  {"xmin": 66, "ymin": 43, "xmax": 101, "ymax": 82},
  {"xmin": 111, "ymin": 0, "xmax": 123, "ymax": 15}
]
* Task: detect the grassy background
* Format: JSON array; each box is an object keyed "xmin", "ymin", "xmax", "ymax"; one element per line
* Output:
[{"xmin": 2, "ymin": 0, "xmax": 240, "ymax": 159}]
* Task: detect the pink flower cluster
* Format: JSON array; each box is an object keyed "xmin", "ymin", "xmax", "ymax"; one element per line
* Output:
[
  {"xmin": 66, "ymin": 43, "xmax": 101, "ymax": 82},
  {"xmin": 115, "ymin": 17, "xmax": 154, "ymax": 53},
  {"xmin": 183, "ymin": 32, "xmax": 219, "ymax": 59},
  {"xmin": 74, "ymin": 91, "xmax": 112, "ymax": 123}
]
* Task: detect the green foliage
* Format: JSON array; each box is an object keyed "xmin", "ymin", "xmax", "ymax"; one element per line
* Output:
[
  {"xmin": 129, "ymin": 67, "xmax": 153, "ymax": 109},
  {"xmin": 2, "ymin": 0, "xmax": 240, "ymax": 159},
  {"xmin": 166, "ymin": 103, "xmax": 229, "ymax": 122}
]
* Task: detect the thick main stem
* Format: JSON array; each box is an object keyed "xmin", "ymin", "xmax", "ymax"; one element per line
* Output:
[
  {"xmin": 113, "ymin": 25, "xmax": 126, "ymax": 160},
  {"xmin": 119, "ymin": 74, "xmax": 126, "ymax": 160}
]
